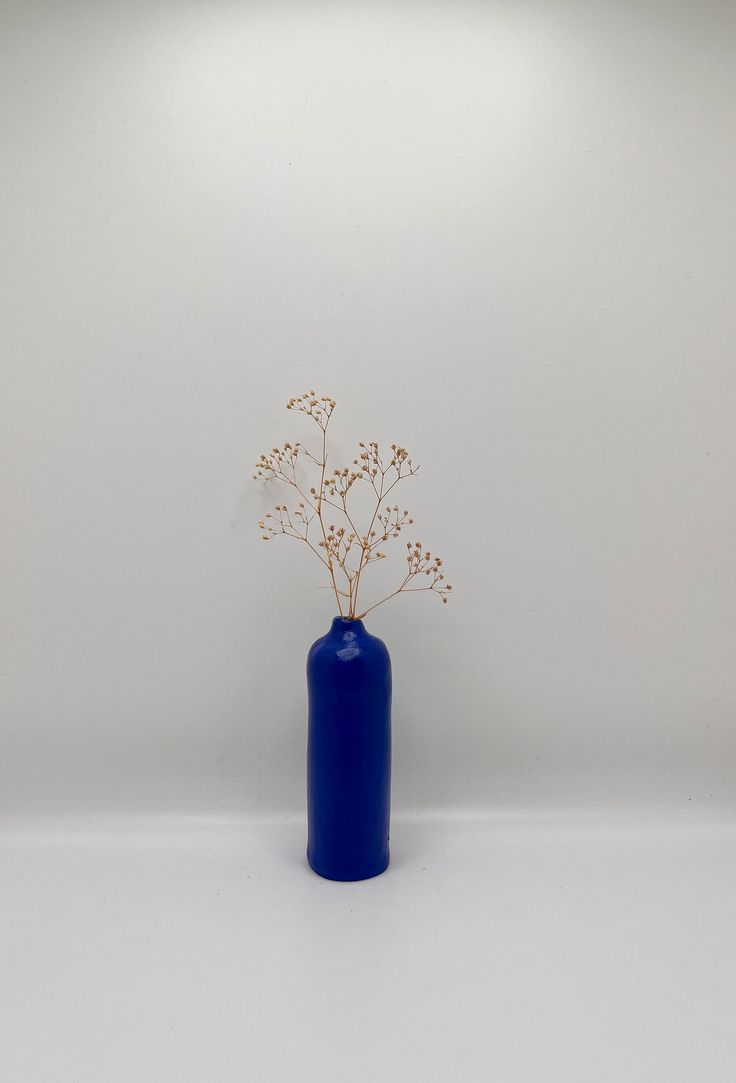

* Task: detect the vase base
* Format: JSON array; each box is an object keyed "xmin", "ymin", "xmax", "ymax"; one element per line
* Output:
[{"xmin": 306, "ymin": 852, "xmax": 390, "ymax": 882}]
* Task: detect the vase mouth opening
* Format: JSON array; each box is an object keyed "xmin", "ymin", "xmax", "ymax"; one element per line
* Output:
[{"xmin": 332, "ymin": 615, "xmax": 365, "ymax": 626}]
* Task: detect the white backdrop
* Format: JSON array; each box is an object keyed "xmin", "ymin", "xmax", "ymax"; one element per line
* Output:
[{"xmin": 2, "ymin": 0, "xmax": 735, "ymax": 818}]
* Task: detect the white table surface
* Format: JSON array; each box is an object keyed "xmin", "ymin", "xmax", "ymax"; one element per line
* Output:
[{"xmin": 3, "ymin": 810, "xmax": 735, "ymax": 1082}]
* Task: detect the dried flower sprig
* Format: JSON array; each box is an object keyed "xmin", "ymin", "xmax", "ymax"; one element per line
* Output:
[{"xmin": 252, "ymin": 393, "xmax": 452, "ymax": 620}]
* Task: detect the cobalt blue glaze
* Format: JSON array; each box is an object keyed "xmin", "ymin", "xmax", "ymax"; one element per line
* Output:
[{"xmin": 307, "ymin": 617, "xmax": 391, "ymax": 881}]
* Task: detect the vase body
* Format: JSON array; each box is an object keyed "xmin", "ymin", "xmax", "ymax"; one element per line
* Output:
[{"xmin": 307, "ymin": 617, "xmax": 391, "ymax": 881}]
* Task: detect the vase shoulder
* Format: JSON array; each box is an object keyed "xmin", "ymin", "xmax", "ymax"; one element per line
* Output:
[{"xmin": 307, "ymin": 616, "xmax": 390, "ymax": 672}]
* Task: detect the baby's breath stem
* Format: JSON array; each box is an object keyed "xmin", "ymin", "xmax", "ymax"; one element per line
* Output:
[
  {"xmin": 354, "ymin": 572, "xmax": 412, "ymax": 621},
  {"xmin": 350, "ymin": 476, "xmax": 384, "ymax": 617},
  {"xmin": 316, "ymin": 420, "xmax": 344, "ymax": 617}
]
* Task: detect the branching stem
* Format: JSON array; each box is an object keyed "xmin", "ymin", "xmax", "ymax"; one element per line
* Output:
[{"xmin": 252, "ymin": 394, "xmax": 452, "ymax": 620}]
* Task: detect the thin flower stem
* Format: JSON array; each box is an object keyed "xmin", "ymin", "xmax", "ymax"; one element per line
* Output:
[
  {"xmin": 315, "ymin": 420, "xmax": 344, "ymax": 616},
  {"xmin": 350, "ymin": 470, "xmax": 409, "ymax": 617},
  {"xmin": 354, "ymin": 572, "xmax": 413, "ymax": 621}
]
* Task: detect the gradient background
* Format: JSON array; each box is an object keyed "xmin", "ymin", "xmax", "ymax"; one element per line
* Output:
[
  {"xmin": 2, "ymin": 0, "xmax": 735, "ymax": 817},
  {"xmin": 3, "ymin": 4, "xmax": 736, "ymax": 1082}
]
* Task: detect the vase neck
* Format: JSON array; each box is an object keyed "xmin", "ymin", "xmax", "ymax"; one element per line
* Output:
[{"xmin": 329, "ymin": 616, "xmax": 366, "ymax": 636}]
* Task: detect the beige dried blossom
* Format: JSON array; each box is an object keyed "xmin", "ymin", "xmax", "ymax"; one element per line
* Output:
[{"xmin": 252, "ymin": 393, "xmax": 452, "ymax": 620}]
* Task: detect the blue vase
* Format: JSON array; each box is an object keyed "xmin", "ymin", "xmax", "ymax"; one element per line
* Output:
[{"xmin": 306, "ymin": 616, "xmax": 392, "ymax": 881}]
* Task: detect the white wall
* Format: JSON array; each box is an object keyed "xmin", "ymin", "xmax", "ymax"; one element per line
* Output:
[{"xmin": 2, "ymin": 0, "xmax": 735, "ymax": 816}]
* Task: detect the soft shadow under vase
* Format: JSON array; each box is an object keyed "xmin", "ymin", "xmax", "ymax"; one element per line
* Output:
[{"xmin": 306, "ymin": 617, "xmax": 391, "ymax": 881}]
